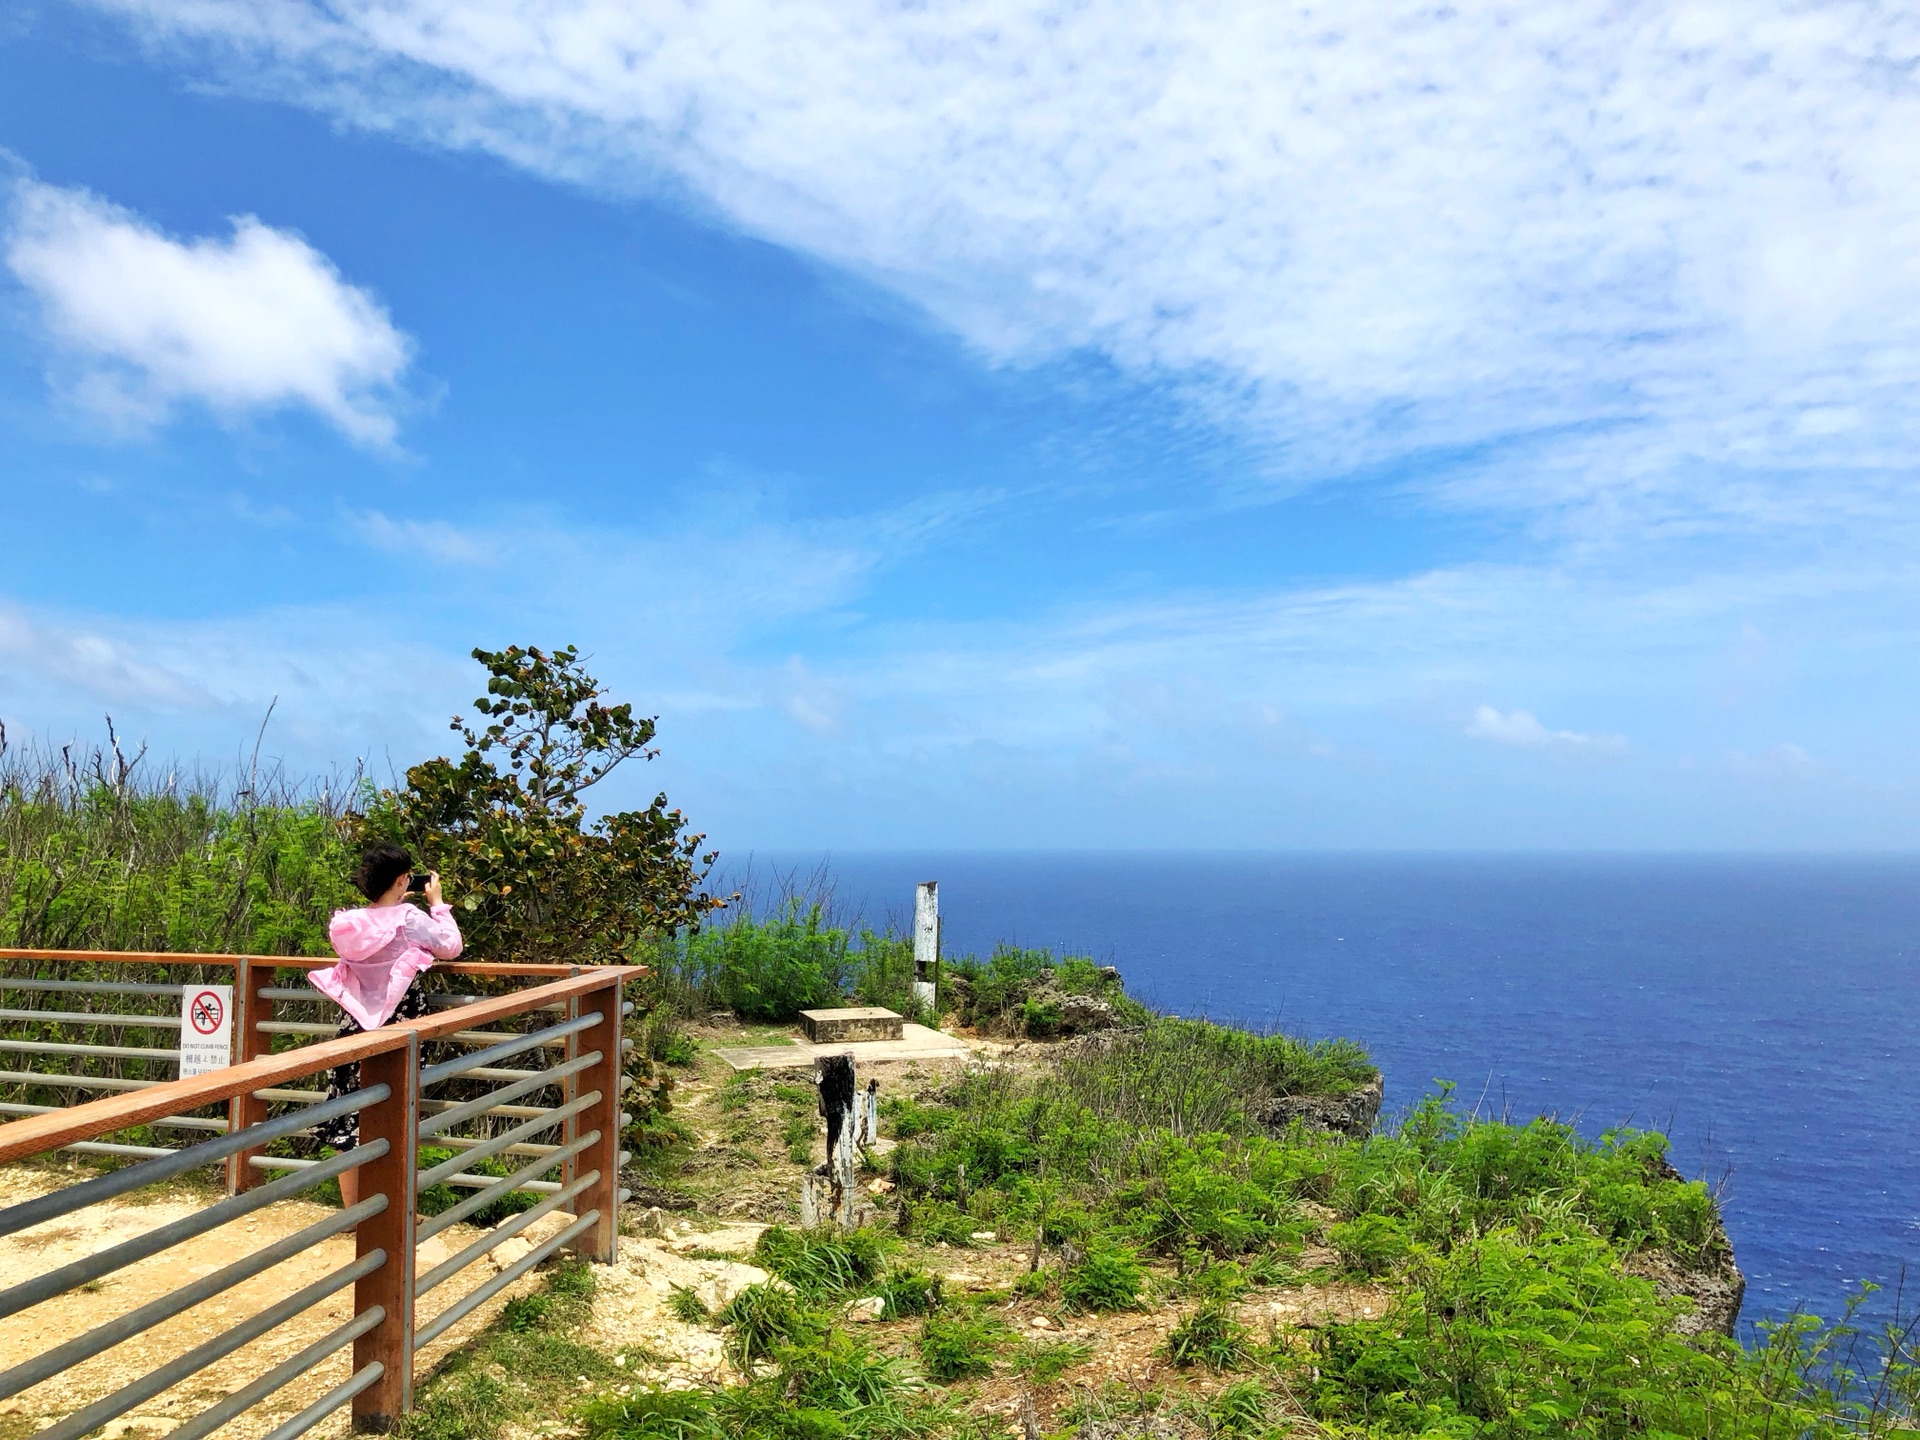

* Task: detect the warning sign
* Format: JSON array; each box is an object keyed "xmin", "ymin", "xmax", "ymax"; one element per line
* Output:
[{"xmin": 179, "ymin": 984, "xmax": 234, "ymax": 1078}]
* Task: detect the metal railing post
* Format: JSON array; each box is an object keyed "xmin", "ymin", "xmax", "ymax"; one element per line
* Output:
[
  {"xmin": 351, "ymin": 1032, "xmax": 418, "ymax": 1432},
  {"xmin": 567, "ymin": 973, "xmax": 623, "ymax": 1265},
  {"xmin": 228, "ymin": 956, "xmax": 272, "ymax": 1193}
]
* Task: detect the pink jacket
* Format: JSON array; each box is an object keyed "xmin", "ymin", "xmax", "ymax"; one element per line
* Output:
[{"xmin": 310, "ymin": 902, "xmax": 463, "ymax": 1031}]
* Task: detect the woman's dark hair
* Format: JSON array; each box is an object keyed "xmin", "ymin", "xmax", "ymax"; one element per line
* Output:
[{"xmin": 353, "ymin": 841, "xmax": 414, "ymax": 901}]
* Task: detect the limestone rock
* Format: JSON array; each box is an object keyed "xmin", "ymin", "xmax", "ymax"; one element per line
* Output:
[
  {"xmin": 844, "ymin": 1295, "xmax": 885, "ymax": 1322},
  {"xmin": 698, "ymin": 1261, "xmax": 774, "ymax": 1313},
  {"xmin": 1255, "ymin": 1074, "xmax": 1384, "ymax": 1139},
  {"xmin": 491, "ymin": 1236, "xmax": 535, "ymax": 1271}
]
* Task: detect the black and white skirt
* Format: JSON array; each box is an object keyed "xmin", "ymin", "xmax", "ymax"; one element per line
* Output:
[{"xmin": 311, "ymin": 980, "xmax": 433, "ymax": 1152}]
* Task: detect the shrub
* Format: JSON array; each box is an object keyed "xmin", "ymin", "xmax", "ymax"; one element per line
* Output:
[
  {"xmin": 1063, "ymin": 1241, "xmax": 1146, "ymax": 1312},
  {"xmin": 1204, "ymin": 1381, "xmax": 1276, "ymax": 1435},
  {"xmin": 715, "ymin": 1282, "xmax": 817, "ymax": 1369},
  {"xmin": 876, "ymin": 1267, "xmax": 943, "ymax": 1319},
  {"xmin": 500, "ymin": 1293, "xmax": 553, "ymax": 1332},
  {"xmin": 1165, "ymin": 1299, "xmax": 1248, "ymax": 1371},
  {"xmin": 1328, "ymin": 1213, "xmax": 1411, "ymax": 1277},
  {"xmin": 687, "ymin": 902, "xmax": 852, "ymax": 1021},
  {"xmin": 752, "ymin": 1226, "xmax": 887, "ymax": 1300},
  {"xmin": 918, "ymin": 1310, "xmax": 1009, "ymax": 1381}
]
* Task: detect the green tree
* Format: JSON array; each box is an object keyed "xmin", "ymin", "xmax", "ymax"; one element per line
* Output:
[{"xmin": 361, "ymin": 645, "xmax": 722, "ymax": 964}]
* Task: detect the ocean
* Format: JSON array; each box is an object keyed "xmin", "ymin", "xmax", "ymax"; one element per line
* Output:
[{"xmin": 744, "ymin": 852, "xmax": 1920, "ymax": 1337}]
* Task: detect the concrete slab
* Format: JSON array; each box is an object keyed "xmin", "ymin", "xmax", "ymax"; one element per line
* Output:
[
  {"xmin": 713, "ymin": 1022, "xmax": 975, "ymax": 1071},
  {"xmin": 800, "ymin": 1006, "xmax": 903, "ymax": 1043}
]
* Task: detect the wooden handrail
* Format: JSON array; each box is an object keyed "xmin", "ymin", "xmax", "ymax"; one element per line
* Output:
[
  {"xmin": 0, "ymin": 947, "xmax": 589, "ymax": 978},
  {"xmin": 403, "ymin": 967, "xmax": 634, "ymax": 1041},
  {"xmin": 0, "ymin": 967, "xmax": 639, "ymax": 1164}
]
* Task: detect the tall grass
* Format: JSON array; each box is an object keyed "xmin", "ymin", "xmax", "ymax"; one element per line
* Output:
[
  {"xmin": 646, "ymin": 892, "xmax": 930, "ymax": 1024},
  {"xmin": 0, "ymin": 725, "xmax": 357, "ymax": 955}
]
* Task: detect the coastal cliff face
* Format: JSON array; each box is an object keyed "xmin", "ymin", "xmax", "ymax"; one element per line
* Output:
[{"xmin": 1626, "ymin": 1156, "xmax": 1747, "ymax": 1336}]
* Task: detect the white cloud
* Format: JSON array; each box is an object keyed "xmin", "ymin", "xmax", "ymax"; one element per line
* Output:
[
  {"xmin": 349, "ymin": 509, "xmax": 493, "ymax": 564},
  {"xmin": 1465, "ymin": 705, "xmax": 1626, "ymax": 756},
  {"xmin": 91, "ymin": 0, "xmax": 1920, "ymax": 528},
  {"xmin": 2, "ymin": 504, "xmax": 1914, "ymax": 845},
  {"xmin": 5, "ymin": 178, "xmax": 413, "ymax": 444}
]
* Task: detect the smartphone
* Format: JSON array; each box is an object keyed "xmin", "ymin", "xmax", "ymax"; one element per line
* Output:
[{"xmin": 407, "ymin": 872, "xmax": 430, "ymax": 893}]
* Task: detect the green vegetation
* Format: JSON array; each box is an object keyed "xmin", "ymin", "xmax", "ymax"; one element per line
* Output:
[
  {"xmin": 943, "ymin": 946, "xmax": 1149, "ymax": 1034},
  {"xmin": 357, "ymin": 643, "xmax": 724, "ymax": 963},
  {"xmin": 0, "ymin": 727, "xmax": 357, "ymax": 955},
  {"xmin": 649, "ymin": 898, "xmax": 931, "ymax": 1024},
  {"xmin": 917, "ymin": 1309, "xmax": 1008, "ymax": 1381}
]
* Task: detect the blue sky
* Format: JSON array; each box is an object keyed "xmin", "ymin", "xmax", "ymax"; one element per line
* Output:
[{"xmin": 1, "ymin": 1, "xmax": 1915, "ymax": 851}]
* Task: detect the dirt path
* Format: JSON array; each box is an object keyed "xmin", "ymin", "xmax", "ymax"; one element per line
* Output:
[{"xmin": 0, "ymin": 1163, "xmax": 575, "ymax": 1440}]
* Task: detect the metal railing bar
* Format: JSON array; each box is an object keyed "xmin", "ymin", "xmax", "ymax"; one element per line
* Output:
[
  {"xmin": 416, "ymin": 1051, "xmax": 598, "ymax": 1138},
  {"xmin": 416, "ymin": 1092, "xmax": 599, "ymax": 1191},
  {"xmin": 419, "ymin": 1011, "xmax": 602, "ymax": 1087},
  {"xmin": 245, "ymin": 1158, "xmax": 561, "ymax": 1191},
  {"xmin": 436, "ymin": 1029, "xmax": 570, "ymax": 1048},
  {"xmin": 416, "ymin": 1132, "xmax": 597, "ymax": 1241},
  {"xmin": 0, "ymin": 1038, "xmax": 180, "ymax": 1062},
  {"xmin": 415, "ymin": 1171, "xmax": 598, "ymax": 1298},
  {"xmin": 414, "ymin": 1208, "xmax": 599, "ymax": 1349},
  {"xmin": 0, "ymin": 1007, "xmax": 184, "ymax": 1028},
  {"xmin": 258, "ymin": 1360, "xmax": 385, "ymax": 1440},
  {"xmin": 0, "ymin": 1070, "xmax": 165, "ymax": 1093},
  {"xmin": 0, "ymin": 1140, "xmax": 387, "ymax": 1321},
  {"xmin": 420, "ymin": 1094, "xmax": 569, "ymax": 1128},
  {"xmin": 256, "ymin": 1086, "xmax": 325, "ymax": 1104},
  {"xmin": 440, "ymin": 1173, "xmax": 561, "ymax": 1194},
  {"xmin": 0, "ymin": 1194, "xmax": 388, "ymax": 1401},
  {"xmin": 167, "ymin": 1305, "xmax": 387, "ymax": 1440},
  {"xmin": 0, "ymin": 1083, "xmax": 386, "ymax": 1240},
  {"xmin": 430, "ymin": 1135, "xmax": 560, "ymax": 1158},
  {"xmin": 31, "ymin": 1249, "xmax": 386, "ymax": 1440},
  {"xmin": 0, "ymin": 1101, "xmax": 227, "ymax": 1132},
  {"xmin": 64, "ymin": 1140, "xmax": 178, "ymax": 1159},
  {"xmin": 0, "ymin": 978, "xmax": 186, "ymax": 997},
  {"xmin": 462, "ymin": 1066, "xmax": 545, "ymax": 1082}
]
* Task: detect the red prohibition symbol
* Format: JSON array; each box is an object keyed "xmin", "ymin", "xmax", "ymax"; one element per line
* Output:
[{"xmin": 189, "ymin": 990, "xmax": 224, "ymax": 1036}]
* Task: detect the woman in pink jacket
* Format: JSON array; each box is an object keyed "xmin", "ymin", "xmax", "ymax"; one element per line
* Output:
[{"xmin": 310, "ymin": 841, "xmax": 463, "ymax": 1208}]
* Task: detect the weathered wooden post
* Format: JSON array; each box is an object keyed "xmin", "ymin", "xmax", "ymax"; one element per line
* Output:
[
  {"xmin": 913, "ymin": 881, "xmax": 939, "ymax": 1011},
  {"xmin": 801, "ymin": 1054, "xmax": 863, "ymax": 1230}
]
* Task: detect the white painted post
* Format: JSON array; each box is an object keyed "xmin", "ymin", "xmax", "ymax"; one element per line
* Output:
[{"xmin": 913, "ymin": 880, "xmax": 939, "ymax": 1011}]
